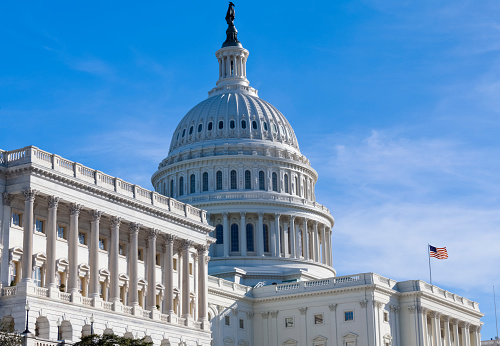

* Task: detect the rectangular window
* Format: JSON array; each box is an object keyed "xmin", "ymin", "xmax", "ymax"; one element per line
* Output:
[
  {"xmin": 225, "ymin": 316, "xmax": 230, "ymax": 326},
  {"xmin": 78, "ymin": 232, "xmax": 87, "ymax": 245},
  {"xmin": 57, "ymin": 226, "xmax": 66, "ymax": 239},
  {"xmin": 99, "ymin": 238, "xmax": 106, "ymax": 251},
  {"xmin": 35, "ymin": 219, "xmax": 44, "ymax": 234},
  {"xmin": 285, "ymin": 317, "xmax": 294, "ymax": 328},
  {"xmin": 138, "ymin": 248, "xmax": 144, "ymax": 261},
  {"xmin": 119, "ymin": 243, "xmax": 126, "ymax": 255},
  {"xmin": 384, "ymin": 311, "xmax": 389, "ymax": 323},
  {"xmin": 173, "ymin": 258, "xmax": 178, "ymax": 271},
  {"xmin": 239, "ymin": 319, "xmax": 244, "ymax": 329},
  {"xmin": 314, "ymin": 314, "xmax": 324, "ymax": 325},
  {"xmin": 34, "ymin": 267, "xmax": 42, "ymax": 287},
  {"xmin": 189, "ymin": 263, "xmax": 193, "ymax": 275},
  {"xmin": 12, "ymin": 212, "xmax": 22, "ymax": 227},
  {"xmin": 156, "ymin": 253, "xmax": 161, "ymax": 266},
  {"xmin": 345, "ymin": 311, "xmax": 354, "ymax": 321}
]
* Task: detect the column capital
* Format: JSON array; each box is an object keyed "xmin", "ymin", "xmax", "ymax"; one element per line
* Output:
[
  {"xmin": 23, "ymin": 188, "xmax": 38, "ymax": 202},
  {"xmin": 270, "ymin": 311, "xmax": 279, "ymax": 318},
  {"xmin": 90, "ymin": 210, "xmax": 103, "ymax": 222},
  {"xmin": 197, "ymin": 244, "xmax": 210, "ymax": 254},
  {"xmin": 441, "ymin": 315, "xmax": 450, "ymax": 322},
  {"xmin": 261, "ymin": 311, "xmax": 269, "ymax": 319},
  {"xmin": 2, "ymin": 193, "xmax": 13, "ymax": 206},
  {"xmin": 111, "ymin": 216, "xmax": 122, "ymax": 228},
  {"xmin": 449, "ymin": 318, "xmax": 458, "ymax": 325},
  {"xmin": 290, "ymin": 215, "xmax": 296, "ymax": 221},
  {"xmin": 129, "ymin": 222, "xmax": 141, "ymax": 234},
  {"xmin": 417, "ymin": 306, "xmax": 428, "ymax": 315},
  {"xmin": 162, "ymin": 233, "xmax": 176, "ymax": 245},
  {"xmin": 390, "ymin": 305, "xmax": 399, "ymax": 314},
  {"xmin": 258, "ymin": 212, "xmax": 264, "ymax": 217},
  {"xmin": 299, "ymin": 307, "xmax": 307, "ymax": 315},
  {"xmin": 240, "ymin": 211, "xmax": 246, "ymax": 217},
  {"xmin": 47, "ymin": 196, "xmax": 60, "ymax": 209},
  {"xmin": 274, "ymin": 213, "xmax": 281, "ymax": 218},
  {"xmin": 246, "ymin": 312, "xmax": 254, "ymax": 319},
  {"xmin": 408, "ymin": 306, "xmax": 416, "ymax": 313},
  {"xmin": 222, "ymin": 212, "xmax": 228, "ymax": 217},
  {"xmin": 181, "ymin": 240, "xmax": 193, "ymax": 251},
  {"xmin": 147, "ymin": 229, "xmax": 160, "ymax": 239},
  {"xmin": 359, "ymin": 300, "xmax": 368, "ymax": 308},
  {"xmin": 329, "ymin": 304, "xmax": 337, "ymax": 312},
  {"xmin": 69, "ymin": 203, "xmax": 83, "ymax": 216}
]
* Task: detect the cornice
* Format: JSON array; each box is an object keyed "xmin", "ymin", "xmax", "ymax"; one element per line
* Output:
[{"xmin": 400, "ymin": 291, "xmax": 483, "ymax": 318}]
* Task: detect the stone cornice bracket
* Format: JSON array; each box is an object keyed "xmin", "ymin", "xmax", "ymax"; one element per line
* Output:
[
  {"xmin": 129, "ymin": 222, "xmax": 141, "ymax": 234},
  {"xmin": 329, "ymin": 304, "xmax": 337, "ymax": 312},
  {"xmin": 47, "ymin": 196, "xmax": 60, "ymax": 209},
  {"xmin": 299, "ymin": 307, "xmax": 307, "ymax": 315},
  {"xmin": 2, "ymin": 193, "xmax": 13, "ymax": 206},
  {"xmin": 261, "ymin": 312, "xmax": 269, "ymax": 319},
  {"xmin": 147, "ymin": 229, "xmax": 160, "ymax": 239},
  {"xmin": 69, "ymin": 203, "xmax": 83, "ymax": 216},
  {"xmin": 359, "ymin": 300, "xmax": 368, "ymax": 308},
  {"xmin": 270, "ymin": 311, "xmax": 279, "ymax": 318},
  {"xmin": 111, "ymin": 216, "xmax": 122, "ymax": 228},
  {"xmin": 23, "ymin": 188, "xmax": 38, "ymax": 202},
  {"xmin": 90, "ymin": 209, "xmax": 103, "ymax": 222}
]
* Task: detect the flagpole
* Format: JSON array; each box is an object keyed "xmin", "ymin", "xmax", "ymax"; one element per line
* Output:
[
  {"xmin": 494, "ymin": 285, "xmax": 499, "ymax": 340},
  {"xmin": 428, "ymin": 244, "xmax": 432, "ymax": 286}
]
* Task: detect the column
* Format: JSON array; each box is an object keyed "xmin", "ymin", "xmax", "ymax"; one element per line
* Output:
[
  {"xmin": 270, "ymin": 311, "xmax": 278, "ymax": 346},
  {"xmin": 452, "ymin": 320, "xmax": 459, "ymax": 346},
  {"xmin": 443, "ymin": 316, "xmax": 451, "ymax": 346},
  {"xmin": 223, "ymin": 212, "xmax": 229, "ymax": 257},
  {"xmin": 303, "ymin": 218, "xmax": 309, "ymax": 260},
  {"xmin": 289, "ymin": 216, "xmax": 296, "ymax": 258},
  {"xmin": 431, "ymin": 312, "xmax": 441, "ymax": 346},
  {"xmin": 473, "ymin": 326, "xmax": 481, "ymax": 346},
  {"xmin": 283, "ymin": 219, "xmax": 289, "ymax": 257},
  {"xmin": 328, "ymin": 228, "xmax": 333, "ymax": 266},
  {"xmin": 197, "ymin": 245, "xmax": 209, "ymax": 327},
  {"xmin": 321, "ymin": 224, "xmax": 327, "ymax": 264},
  {"xmin": 67, "ymin": 203, "xmax": 82, "ymax": 293},
  {"xmin": 261, "ymin": 312, "xmax": 270, "ymax": 346},
  {"xmin": 1, "ymin": 193, "xmax": 13, "ymax": 286},
  {"xmin": 464, "ymin": 323, "xmax": 471, "ymax": 346},
  {"xmin": 45, "ymin": 196, "xmax": 59, "ymax": 289},
  {"xmin": 419, "ymin": 307, "xmax": 429, "ymax": 346},
  {"xmin": 181, "ymin": 240, "xmax": 192, "ymax": 319},
  {"xmin": 89, "ymin": 210, "xmax": 102, "ymax": 299},
  {"xmin": 313, "ymin": 221, "xmax": 319, "ymax": 262},
  {"xmin": 240, "ymin": 212, "xmax": 246, "ymax": 256},
  {"xmin": 21, "ymin": 189, "xmax": 37, "ymax": 282},
  {"xmin": 273, "ymin": 214, "xmax": 280, "ymax": 257},
  {"xmin": 163, "ymin": 234, "xmax": 175, "ymax": 317},
  {"xmin": 129, "ymin": 223, "xmax": 140, "ymax": 308},
  {"xmin": 147, "ymin": 229, "xmax": 159, "ymax": 310},
  {"xmin": 110, "ymin": 217, "xmax": 121, "ymax": 304},
  {"xmin": 257, "ymin": 212, "xmax": 264, "ymax": 256}
]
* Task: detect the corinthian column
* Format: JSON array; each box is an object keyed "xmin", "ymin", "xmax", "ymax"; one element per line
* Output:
[
  {"xmin": 257, "ymin": 212, "xmax": 264, "ymax": 256},
  {"xmin": 313, "ymin": 221, "xmax": 319, "ymax": 262},
  {"xmin": 240, "ymin": 212, "xmax": 246, "ymax": 256},
  {"xmin": 273, "ymin": 213, "xmax": 280, "ymax": 257},
  {"xmin": 147, "ymin": 229, "xmax": 159, "ymax": 310},
  {"xmin": 68, "ymin": 203, "xmax": 82, "ymax": 293},
  {"xmin": 321, "ymin": 224, "xmax": 327, "ymax": 264},
  {"xmin": 89, "ymin": 210, "xmax": 102, "ymax": 299},
  {"xmin": 182, "ymin": 240, "xmax": 193, "ymax": 320},
  {"xmin": 22, "ymin": 189, "xmax": 37, "ymax": 282},
  {"xmin": 289, "ymin": 216, "xmax": 296, "ymax": 258},
  {"xmin": 46, "ymin": 196, "xmax": 60, "ymax": 289},
  {"xmin": 303, "ymin": 218, "xmax": 309, "ymax": 260},
  {"xmin": 197, "ymin": 244, "xmax": 209, "ymax": 328},
  {"xmin": 162, "ymin": 234, "xmax": 175, "ymax": 319},
  {"xmin": 129, "ymin": 223, "xmax": 140, "ymax": 309},
  {"xmin": 109, "ymin": 216, "xmax": 121, "ymax": 304}
]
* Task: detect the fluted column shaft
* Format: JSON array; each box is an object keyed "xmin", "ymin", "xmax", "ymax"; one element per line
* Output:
[
  {"xmin": 313, "ymin": 221, "xmax": 319, "ymax": 262},
  {"xmin": 443, "ymin": 317, "xmax": 451, "ymax": 346},
  {"xmin": 240, "ymin": 212, "xmax": 246, "ymax": 256},
  {"xmin": 431, "ymin": 313, "xmax": 441, "ymax": 346},
  {"xmin": 303, "ymin": 218, "xmax": 309, "ymax": 260},
  {"xmin": 223, "ymin": 213, "xmax": 229, "ymax": 257},
  {"xmin": 89, "ymin": 210, "xmax": 102, "ymax": 298},
  {"xmin": 289, "ymin": 216, "xmax": 296, "ymax": 258},
  {"xmin": 129, "ymin": 223, "xmax": 140, "ymax": 306},
  {"xmin": 147, "ymin": 229, "xmax": 159, "ymax": 310},
  {"xmin": 452, "ymin": 322, "xmax": 459, "ymax": 346},
  {"xmin": 68, "ymin": 203, "xmax": 82, "ymax": 293},
  {"xmin": 273, "ymin": 214, "xmax": 280, "ymax": 257},
  {"xmin": 182, "ymin": 241, "xmax": 192, "ymax": 318},
  {"xmin": 197, "ymin": 245, "xmax": 209, "ymax": 322},
  {"xmin": 46, "ymin": 196, "xmax": 59, "ymax": 288},
  {"xmin": 163, "ymin": 235, "xmax": 175, "ymax": 315},
  {"xmin": 110, "ymin": 217, "xmax": 121, "ymax": 303},
  {"xmin": 321, "ymin": 225, "xmax": 327, "ymax": 264},
  {"xmin": 22, "ymin": 189, "xmax": 37, "ymax": 282},
  {"xmin": 328, "ymin": 229, "xmax": 333, "ymax": 266},
  {"xmin": 257, "ymin": 213, "xmax": 264, "ymax": 256}
]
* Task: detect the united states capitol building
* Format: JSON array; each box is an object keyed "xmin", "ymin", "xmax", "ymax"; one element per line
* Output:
[{"xmin": 0, "ymin": 6, "xmax": 483, "ymax": 346}]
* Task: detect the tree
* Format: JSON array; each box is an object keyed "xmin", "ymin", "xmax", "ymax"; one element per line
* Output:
[
  {"xmin": 74, "ymin": 334, "xmax": 154, "ymax": 346},
  {"xmin": 0, "ymin": 322, "xmax": 23, "ymax": 346}
]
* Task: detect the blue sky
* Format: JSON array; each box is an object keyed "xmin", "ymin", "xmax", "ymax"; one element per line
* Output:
[{"xmin": 2, "ymin": 0, "xmax": 500, "ymax": 338}]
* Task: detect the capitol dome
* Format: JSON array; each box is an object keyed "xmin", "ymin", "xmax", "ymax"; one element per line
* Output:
[{"xmin": 152, "ymin": 15, "xmax": 335, "ymax": 286}]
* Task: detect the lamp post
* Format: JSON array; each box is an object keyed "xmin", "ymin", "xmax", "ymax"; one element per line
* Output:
[
  {"xmin": 22, "ymin": 302, "xmax": 31, "ymax": 334},
  {"xmin": 90, "ymin": 314, "xmax": 95, "ymax": 335},
  {"xmin": 56, "ymin": 318, "xmax": 61, "ymax": 340}
]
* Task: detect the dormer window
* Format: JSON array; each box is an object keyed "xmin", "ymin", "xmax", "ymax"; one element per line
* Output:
[
  {"xmin": 230, "ymin": 120, "xmax": 235, "ymax": 129},
  {"xmin": 263, "ymin": 122, "xmax": 268, "ymax": 131},
  {"xmin": 198, "ymin": 124, "xmax": 203, "ymax": 132},
  {"xmin": 182, "ymin": 129, "xmax": 186, "ymax": 137},
  {"xmin": 241, "ymin": 120, "xmax": 247, "ymax": 129},
  {"xmin": 189, "ymin": 126, "xmax": 194, "ymax": 135},
  {"xmin": 219, "ymin": 121, "xmax": 224, "ymax": 129},
  {"xmin": 252, "ymin": 121, "xmax": 257, "ymax": 129},
  {"xmin": 208, "ymin": 122, "xmax": 213, "ymax": 131}
]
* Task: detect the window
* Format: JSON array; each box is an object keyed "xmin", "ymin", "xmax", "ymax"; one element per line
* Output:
[
  {"xmin": 246, "ymin": 224, "xmax": 254, "ymax": 252},
  {"xmin": 230, "ymin": 120, "xmax": 235, "ymax": 129},
  {"xmin": 12, "ymin": 212, "xmax": 22, "ymax": 227},
  {"xmin": 284, "ymin": 174, "xmax": 289, "ymax": 193},
  {"xmin": 230, "ymin": 170, "xmax": 237, "ymax": 190},
  {"xmin": 208, "ymin": 122, "xmax": 213, "ymax": 131},
  {"xmin": 189, "ymin": 263, "xmax": 193, "ymax": 275},
  {"xmin": 190, "ymin": 174, "xmax": 196, "ymax": 194},
  {"xmin": 273, "ymin": 123, "xmax": 278, "ymax": 133},
  {"xmin": 170, "ymin": 179, "xmax": 174, "ymax": 197},
  {"xmin": 383, "ymin": 311, "xmax": 389, "ymax": 323},
  {"xmin": 295, "ymin": 176, "xmax": 299, "ymax": 195},
  {"xmin": 244, "ymin": 170, "xmax": 251, "ymax": 189},
  {"xmin": 263, "ymin": 224, "xmax": 269, "ymax": 252},
  {"xmin": 138, "ymin": 248, "xmax": 144, "ymax": 261},
  {"xmin": 33, "ymin": 267, "xmax": 42, "ymax": 287},
  {"xmin": 215, "ymin": 225, "xmax": 223, "ymax": 244},
  {"xmin": 99, "ymin": 238, "xmax": 106, "ymax": 251},
  {"xmin": 285, "ymin": 317, "xmax": 294, "ymax": 328},
  {"xmin": 231, "ymin": 224, "xmax": 239, "ymax": 252},
  {"xmin": 225, "ymin": 316, "xmax": 230, "ymax": 326},
  {"xmin": 189, "ymin": 126, "xmax": 193, "ymax": 135},
  {"xmin": 218, "ymin": 120, "xmax": 224, "ymax": 129},
  {"xmin": 202, "ymin": 172, "xmax": 209, "ymax": 192},
  {"xmin": 241, "ymin": 120, "xmax": 247, "ymax": 129},
  {"xmin": 216, "ymin": 171, "xmax": 223, "ymax": 190},
  {"xmin": 173, "ymin": 258, "xmax": 178, "ymax": 271},
  {"xmin": 252, "ymin": 120, "xmax": 257, "ymax": 129},
  {"xmin": 263, "ymin": 122, "xmax": 268, "ymax": 131},
  {"xmin": 119, "ymin": 243, "xmax": 126, "ymax": 256},
  {"xmin": 182, "ymin": 129, "xmax": 186, "ymax": 137},
  {"xmin": 314, "ymin": 314, "xmax": 324, "ymax": 325},
  {"xmin": 10, "ymin": 262, "xmax": 19, "ymax": 285},
  {"xmin": 78, "ymin": 232, "xmax": 87, "ymax": 245},
  {"xmin": 272, "ymin": 172, "xmax": 278, "ymax": 192},
  {"xmin": 239, "ymin": 319, "xmax": 244, "ymax": 329},
  {"xmin": 179, "ymin": 177, "xmax": 184, "ymax": 196},
  {"xmin": 198, "ymin": 124, "xmax": 203, "ymax": 132},
  {"xmin": 35, "ymin": 219, "xmax": 44, "ymax": 234},
  {"xmin": 176, "ymin": 132, "xmax": 180, "ymax": 140},
  {"xmin": 259, "ymin": 170, "xmax": 265, "ymax": 190},
  {"xmin": 345, "ymin": 311, "xmax": 354, "ymax": 321}
]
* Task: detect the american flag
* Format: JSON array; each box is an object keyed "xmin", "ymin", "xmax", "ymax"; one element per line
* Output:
[{"xmin": 429, "ymin": 245, "xmax": 448, "ymax": 259}]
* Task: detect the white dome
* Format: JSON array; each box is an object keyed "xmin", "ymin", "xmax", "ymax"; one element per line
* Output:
[{"xmin": 168, "ymin": 91, "xmax": 300, "ymax": 156}]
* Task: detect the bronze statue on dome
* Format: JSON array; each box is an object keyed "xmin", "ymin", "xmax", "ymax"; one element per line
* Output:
[{"xmin": 226, "ymin": 2, "xmax": 235, "ymax": 26}]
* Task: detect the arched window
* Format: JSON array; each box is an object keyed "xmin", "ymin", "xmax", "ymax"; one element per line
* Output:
[
  {"xmin": 241, "ymin": 120, "xmax": 247, "ymax": 129},
  {"xmin": 230, "ymin": 170, "xmax": 237, "ymax": 190},
  {"xmin": 272, "ymin": 172, "xmax": 278, "ymax": 192},
  {"xmin": 216, "ymin": 171, "xmax": 223, "ymax": 190},
  {"xmin": 246, "ymin": 224, "xmax": 254, "ymax": 252},
  {"xmin": 263, "ymin": 122, "xmax": 268, "ymax": 131},
  {"xmin": 263, "ymin": 224, "xmax": 269, "ymax": 252},
  {"xmin": 208, "ymin": 122, "xmax": 213, "ymax": 131},
  {"xmin": 284, "ymin": 174, "xmax": 289, "ymax": 193},
  {"xmin": 259, "ymin": 171, "xmax": 265, "ymax": 190},
  {"xmin": 295, "ymin": 176, "xmax": 299, "ymax": 195},
  {"xmin": 252, "ymin": 120, "xmax": 257, "ymax": 129},
  {"xmin": 190, "ymin": 174, "xmax": 195, "ymax": 194},
  {"xmin": 215, "ymin": 225, "xmax": 223, "ymax": 244},
  {"xmin": 202, "ymin": 172, "xmax": 209, "ymax": 192},
  {"xmin": 189, "ymin": 126, "xmax": 194, "ymax": 135},
  {"xmin": 244, "ymin": 170, "xmax": 251, "ymax": 190},
  {"xmin": 218, "ymin": 121, "xmax": 224, "ymax": 129},
  {"xmin": 179, "ymin": 177, "xmax": 184, "ymax": 196},
  {"xmin": 230, "ymin": 120, "xmax": 235, "ymax": 129},
  {"xmin": 198, "ymin": 124, "xmax": 203, "ymax": 132},
  {"xmin": 231, "ymin": 224, "xmax": 239, "ymax": 252}
]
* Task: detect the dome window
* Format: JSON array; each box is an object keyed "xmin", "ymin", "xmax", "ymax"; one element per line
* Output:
[
  {"xmin": 263, "ymin": 224, "xmax": 269, "ymax": 252},
  {"xmin": 244, "ymin": 170, "xmax": 251, "ymax": 190},
  {"xmin": 272, "ymin": 172, "xmax": 278, "ymax": 192},
  {"xmin": 198, "ymin": 124, "xmax": 203, "ymax": 133},
  {"xmin": 189, "ymin": 126, "xmax": 194, "ymax": 135},
  {"xmin": 177, "ymin": 132, "xmax": 180, "ymax": 140},
  {"xmin": 208, "ymin": 122, "xmax": 213, "ymax": 131},
  {"xmin": 241, "ymin": 120, "xmax": 247, "ymax": 129},
  {"xmin": 263, "ymin": 122, "xmax": 268, "ymax": 131},
  {"xmin": 230, "ymin": 120, "xmax": 235, "ymax": 129},
  {"xmin": 182, "ymin": 129, "xmax": 186, "ymax": 137},
  {"xmin": 230, "ymin": 170, "xmax": 237, "ymax": 190},
  {"xmin": 272, "ymin": 124, "xmax": 278, "ymax": 133},
  {"xmin": 246, "ymin": 224, "xmax": 254, "ymax": 252},
  {"xmin": 218, "ymin": 121, "xmax": 224, "ymax": 129},
  {"xmin": 259, "ymin": 171, "xmax": 266, "ymax": 190},
  {"xmin": 216, "ymin": 171, "xmax": 223, "ymax": 190},
  {"xmin": 231, "ymin": 224, "xmax": 239, "ymax": 252},
  {"xmin": 215, "ymin": 225, "xmax": 223, "ymax": 244},
  {"xmin": 202, "ymin": 172, "xmax": 209, "ymax": 192},
  {"xmin": 284, "ymin": 174, "xmax": 289, "ymax": 193},
  {"xmin": 179, "ymin": 177, "xmax": 184, "ymax": 196},
  {"xmin": 252, "ymin": 121, "xmax": 257, "ymax": 130},
  {"xmin": 190, "ymin": 174, "xmax": 196, "ymax": 194}
]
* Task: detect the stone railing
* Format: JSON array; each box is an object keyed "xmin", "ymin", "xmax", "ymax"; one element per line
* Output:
[
  {"xmin": 208, "ymin": 276, "xmax": 252, "ymax": 296},
  {"xmin": 1, "ymin": 286, "xmax": 17, "ymax": 296},
  {"xmin": 0, "ymin": 146, "xmax": 207, "ymax": 224}
]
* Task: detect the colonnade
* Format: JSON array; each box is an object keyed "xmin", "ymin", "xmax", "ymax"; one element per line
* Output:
[
  {"xmin": 210, "ymin": 212, "xmax": 333, "ymax": 266},
  {"xmin": 9, "ymin": 188, "xmax": 209, "ymax": 324},
  {"xmin": 218, "ymin": 51, "xmax": 247, "ymax": 80}
]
